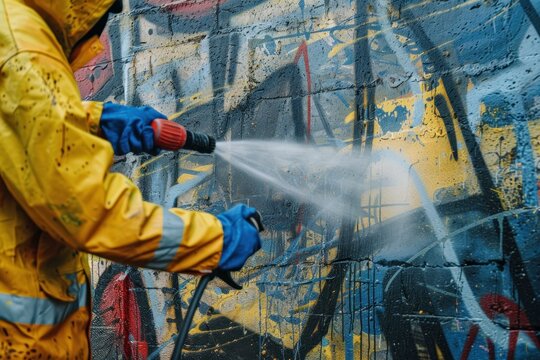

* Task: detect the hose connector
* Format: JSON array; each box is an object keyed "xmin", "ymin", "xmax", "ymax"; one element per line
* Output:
[
  {"xmin": 184, "ymin": 130, "xmax": 216, "ymax": 154},
  {"xmin": 151, "ymin": 118, "xmax": 216, "ymax": 154}
]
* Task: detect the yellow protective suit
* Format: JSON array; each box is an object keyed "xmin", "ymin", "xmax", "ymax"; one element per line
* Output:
[{"xmin": 0, "ymin": 0, "xmax": 224, "ymax": 357}]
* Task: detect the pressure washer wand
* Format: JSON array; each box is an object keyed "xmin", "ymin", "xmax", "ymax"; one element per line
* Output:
[
  {"xmin": 171, "ymin": 214, "xmax": 264, "ymax": 360},
  {"xmin": 151, "ymin": 118, "xmax": 216, "ymax": 154}
]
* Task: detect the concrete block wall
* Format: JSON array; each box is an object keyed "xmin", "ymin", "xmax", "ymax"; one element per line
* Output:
[{"xmin": 76, "ymin": 0, "xmax": 540, "ymax": 359}]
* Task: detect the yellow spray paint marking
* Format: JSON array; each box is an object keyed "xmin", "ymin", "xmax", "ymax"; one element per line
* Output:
[
  {"xmin": 168, "ymin": 90, "xmax": 223, "ymax": 121},
  {"xmin": 419, "ymin": 0, "xmax": 516, "ymax": 60},
  {"xmin": 328, "ymin": 38, "xmax": 361, "ymax": 59},
  {"xmin": 345, "ymin": 111, "xmax": 355, "ymax": 124},
  {"xmin": 177, "ymin": 164, "xmax": 214, "ymax": 184},
  {"xmin": 328, "ymin": 0, "xmax": 480, "ymax": 59},
  {"xmin": 177, "ymin": 164, "xmax": 214, "ymax": 189},
  {"xmin": 349, "ymin": 81, "xmax": 480, "ymax": 223},
  {"xmin": 133, "ymin": 164, "xmax": 172, "ymax": 180},
  {"xmin": 477, "ymin": 116, "xmax": 535, "ymax": 209},
  {"xmin": 436, "ymin": 345, "xmax": 445, "ymax": 359},
  {"xmin": 316, "ymin": 332, "xmax": 383, "ymax": 359},
  {"xmin": 190, "ymin": 93, "xmax": 203, "ymax": 102},
  {"xmin": 177, "ymin": 174, "xmax": 196, "ymax": 184},
  {"xmin": 293, "ymin": 299, "xmax": 317, "ymax": 313},
  {"xmin": 529, "ymin": 120, "xmax": 540, "ymax": 154},
  {"xmin": 479, "ymin": 0, "xmax": 520, "ymax": 28},
  {"xmin": 132, "ymin": 152, "xmax": 193, "ymax": 180},
  {"xmin": 490, "ymin": 187, "xmax": 505, "ymax": 198},
  {"xmin": 193, "ymin": 164, "xmax": 213, "ymax": 173}
]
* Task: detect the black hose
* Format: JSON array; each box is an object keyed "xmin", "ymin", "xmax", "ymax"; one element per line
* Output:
[
  {"xmin": 171, "ymin": 274, "xmax": 214, "ymax": 360},
  {"xmin": 170, "ymin": 212, "xmax": 262, "ymax": 359},
  {"xmin": 183, "ymin": 131, "xmax": 216, "ymax": 154}
]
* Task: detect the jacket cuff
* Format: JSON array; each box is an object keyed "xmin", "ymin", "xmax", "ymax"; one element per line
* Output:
[
  {"xmin": 81, "ymin": 101, "xmax": 104, "ymax": 136},
  {"xmin": 146, "ymin": 208, "xmax": 224, "ymax": 274}
]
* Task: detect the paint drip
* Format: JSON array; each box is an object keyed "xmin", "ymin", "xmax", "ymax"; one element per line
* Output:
[{"xmin": 215, "ymin": 140, "xmax": 398, "ymax": 220}]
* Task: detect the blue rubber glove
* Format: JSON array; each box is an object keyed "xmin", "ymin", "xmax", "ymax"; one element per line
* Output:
[
  {"xmin": 217, "ymin": 204, "xmax": 262, "ymax": 271},
  {"xmin": 100, "ymin": 102, "xmax": 166, "ymax": 155}
]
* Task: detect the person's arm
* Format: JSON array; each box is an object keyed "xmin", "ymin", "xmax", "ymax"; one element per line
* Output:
[
  {"xmin": 81, "ymin": 100, "xmax": 103, "ymax": 136},
  {"xmin": 80, "ymin": 101, "xmax": 158, "ymax": 156},
  {"xmin": 0, "ymin": 51, "xmax": 225, "ymax": 273}
]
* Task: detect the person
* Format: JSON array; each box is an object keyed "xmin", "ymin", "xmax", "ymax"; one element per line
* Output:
[{"xmin": 0, "ymin": 0, "xmax": 262, "ymax": 357}]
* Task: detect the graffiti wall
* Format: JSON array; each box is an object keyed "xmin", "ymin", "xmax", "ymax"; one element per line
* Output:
[{"xmin": 77, "ymin": 0, "xmax": 540, "ymax": 358}]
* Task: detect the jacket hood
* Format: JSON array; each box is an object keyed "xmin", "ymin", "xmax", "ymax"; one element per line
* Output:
[{"xmin": 24, "ymin": 0, "xmax": 117, "ymax": 55}]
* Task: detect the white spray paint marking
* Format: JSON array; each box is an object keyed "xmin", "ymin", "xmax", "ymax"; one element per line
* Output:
[{"xmin": 376, "ymin": 0, "xmax": 425, "ymax": 127}]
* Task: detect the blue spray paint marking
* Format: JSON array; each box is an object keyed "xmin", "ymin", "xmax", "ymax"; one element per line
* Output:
[{"xmin": 376, "ymin": 105, "xmax": 410, "ymax": 134}]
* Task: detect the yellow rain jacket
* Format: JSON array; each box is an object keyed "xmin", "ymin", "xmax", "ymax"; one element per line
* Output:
[{"xmin": 0, "ymin": 0, "xmax": 224, "ymax": 357}]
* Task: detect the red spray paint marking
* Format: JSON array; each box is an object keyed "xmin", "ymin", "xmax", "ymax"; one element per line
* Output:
[
  {"xmin": 460, "ymin": 294, "xmax": 540, "ymax": 360},
  {"xmin": 146, "ymin": 0, "xmax": 229, "ymax": 16},
  {"xmin": 486, "ymin": 338, "xmax": 496, "ymax": 360},
  {"xmin": 460, "ymin": 324, "xmax": 480, "ymax": 360},
  {"xmin": 100, "ymin": 273, "xmax": 148, "ymax": 360},
  {"xmin": 294, "ymin": 41, "xmax": 312, "ymax": 139},
  {"xmin": 75, "ymin": 31, "xmax": 114, "ymax": 99}
]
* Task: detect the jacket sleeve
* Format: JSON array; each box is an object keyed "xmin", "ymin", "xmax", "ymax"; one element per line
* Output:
[
  {"xmin": 0, "ymin": 51, "xmax": 223, "ymax": 274},
  {"xmin": 81, "ymin": 100, "xmax": 103, "ymax": 136}
]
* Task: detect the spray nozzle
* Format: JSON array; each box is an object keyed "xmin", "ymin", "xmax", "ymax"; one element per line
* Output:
[
  {"xmin": 151, "ymin": 118, "xmax": 216, "ymax": 154},
  {"xmin": 184, "ymin": 129, "xmax": 216, "ymax": 154}
]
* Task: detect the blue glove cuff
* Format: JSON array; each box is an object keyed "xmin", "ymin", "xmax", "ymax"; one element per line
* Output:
[
  {"xmin": 100, "ymin": 102, "xmax": 166, "ymax": 155},
  {"xmin": 217, "ymin": 204, "xmax": 261, "ymax": 271}
]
